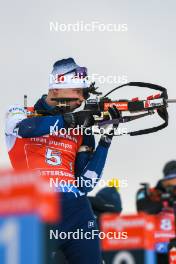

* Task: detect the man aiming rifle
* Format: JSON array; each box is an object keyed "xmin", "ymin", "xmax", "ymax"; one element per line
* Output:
[{"xmin": 5, "ymin": 57, "xmax": 120, "ymax": 264}]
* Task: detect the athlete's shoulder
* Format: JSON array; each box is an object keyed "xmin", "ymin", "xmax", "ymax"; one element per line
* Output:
[
  {"xmin": 6, "ymin": 104, "xmax": 26, "ymax": 117},
  {"xmin": 5, "ymin": 104, "xmax": 27, "ymax": 136}
]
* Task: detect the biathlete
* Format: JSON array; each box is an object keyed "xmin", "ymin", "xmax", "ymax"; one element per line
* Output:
[{"xmin": 5, "ymin": 58, "xmax": 120, "ymax": 264}]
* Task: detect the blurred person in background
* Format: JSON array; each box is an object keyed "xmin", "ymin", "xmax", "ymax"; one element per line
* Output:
[
  {"xmin": 136, "ymin": 161, "xmax": 176, "ymax": 264},
  {"xmin": 136, "ymin": 160, "xmax": 176, "ymax": 214},
  {"xmin": 89, "ymin": 178, "xmax": 122, "ymax": 219}
]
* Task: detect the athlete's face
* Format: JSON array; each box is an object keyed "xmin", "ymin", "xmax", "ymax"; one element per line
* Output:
[{"xmin": 47, "ymin": 88, "xmax": 85, "ymax": 111}]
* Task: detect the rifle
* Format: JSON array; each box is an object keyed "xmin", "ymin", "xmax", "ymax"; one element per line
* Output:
[{"xmin": 25, "ymin": 82, "xmax": 176, "ymax": 136}]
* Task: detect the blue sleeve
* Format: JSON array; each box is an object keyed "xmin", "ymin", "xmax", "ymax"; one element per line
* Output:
[
  {"xmin": 75, "ymin": 142, "xmax": 110, "ymax": 193},
  {"xmin": 75, "ymin": 134, "xmax": 95, "ymax": 177},
  {"xmin": 16, "ymin": 115, "xmax": 64, "ymax": 138}
]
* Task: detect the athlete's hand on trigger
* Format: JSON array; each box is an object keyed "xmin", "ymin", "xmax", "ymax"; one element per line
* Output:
[
  {"xmin": 100, "ymin": 106, "xmax": 121, "ymax": 136},
  {"xmin": 99, "ymin": 106, "xmax": 121, "ymax": 147},
  {"xmin": 108, "ymin": 105, "xmax": 121, "ymax": 129}
]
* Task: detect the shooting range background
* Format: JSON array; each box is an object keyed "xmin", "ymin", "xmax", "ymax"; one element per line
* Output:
[{"xmin": 0, "ymin": 0, "xmax": 176, "ymax": 212}]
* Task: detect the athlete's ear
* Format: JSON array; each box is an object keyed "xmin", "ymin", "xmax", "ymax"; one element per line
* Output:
[{"xmin": 48, "ymin": 89, "xmax": 53, "ymax": 96}]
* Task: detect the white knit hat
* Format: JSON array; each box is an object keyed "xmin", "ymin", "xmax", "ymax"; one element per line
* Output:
[{"xmin": 49, "ymin": 58, "xmax": 90, "ymax": 89}]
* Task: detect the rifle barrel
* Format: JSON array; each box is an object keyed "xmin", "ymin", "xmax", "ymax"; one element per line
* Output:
[{"xmin": 167, "ymin": 99, "xmax": 176, "ymax": 103}]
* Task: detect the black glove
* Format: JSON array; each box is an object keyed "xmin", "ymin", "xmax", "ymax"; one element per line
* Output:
[
  {"xmin": 63, "ymin": 111, "xmax": 95, "ymax": 128},
  {"xmin": 99, "ymin": 106, "xmax": 121, "ymax": 147},
  {"xmin": 108, "ymin": 105, "xmax": 121, "ymax": 130}
]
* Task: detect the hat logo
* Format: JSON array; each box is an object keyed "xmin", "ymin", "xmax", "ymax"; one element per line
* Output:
[{"xmin": 56, "ymin": 74, "xmax": 65, "ymax": 83}]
